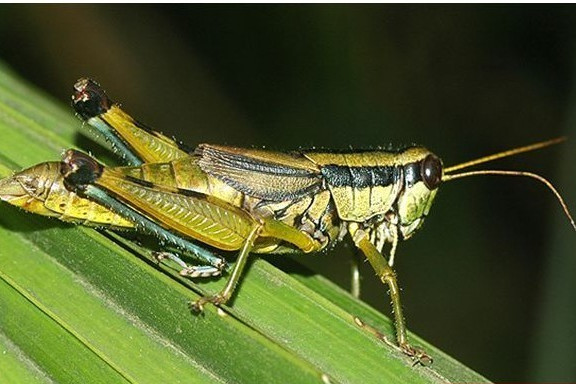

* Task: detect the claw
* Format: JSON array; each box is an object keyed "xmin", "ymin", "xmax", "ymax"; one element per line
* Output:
[
  {"xmin": 189, "ymin": 300, "xmax": 205, "ymax": 314},
  {"xmin": 190, "ymin": 294, "xmax": 225, "ymax": 314},
  {"xmin": 400, "ymin": 344, "xmax": 433, "ymax": 366}
]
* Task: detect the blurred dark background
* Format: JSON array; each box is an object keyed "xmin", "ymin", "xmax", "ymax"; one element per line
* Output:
[{"xmin": 1, "ymin": 5, "xmax": 575, "ymax": 382}]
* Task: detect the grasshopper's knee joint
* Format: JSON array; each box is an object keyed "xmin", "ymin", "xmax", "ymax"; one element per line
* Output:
[
  {"xmin": 379, "ymin": 269, "xmax": 397, "ymax": 285},
  {"xmin": 351, "ymin": 228, "xmax": 368, "ymax": 246},
  {"xmin": 72, "ymin": 78, "xmax": 112, "ymax": 120},
  {"xmin": 61, "ymin": 150, "xmax": 103, "ymax": 191}
]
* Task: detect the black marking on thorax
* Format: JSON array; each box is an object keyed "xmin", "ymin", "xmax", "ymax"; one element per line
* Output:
[
  {"xmin": 403, "ymin": 162, "xmax": 422, "ymax": 187},
  {"xmin": 320, "ymin": 165, "xmax": 401, "ymax": 189}
]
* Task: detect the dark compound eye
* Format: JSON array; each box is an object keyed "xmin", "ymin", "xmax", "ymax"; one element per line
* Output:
[{"xmin": 420, "ymin": 154, "xmax": 442, "ymax": 190}]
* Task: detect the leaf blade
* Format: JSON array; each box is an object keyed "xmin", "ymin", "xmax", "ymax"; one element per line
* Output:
[{"xmin": 0, "ymin": 62, "xmax": 491, "ymax": 384}]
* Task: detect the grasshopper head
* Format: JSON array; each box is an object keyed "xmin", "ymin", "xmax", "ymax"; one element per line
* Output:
[
  {"xmin": 0, "ymin": 162, "xmax": 64, "ymax": 216},
  {"xmin": 395, "ymin": 148, "xmax": 443, "ymax": 239}
]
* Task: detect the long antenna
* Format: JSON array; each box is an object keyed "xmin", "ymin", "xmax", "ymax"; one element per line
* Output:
[
  {"xmin": 443, "ymin": 169, "xmax": 576, "ymax": 231},
  {"xmin": 443, "ymin": 137, "xmax": 566, "ymax": 174}
]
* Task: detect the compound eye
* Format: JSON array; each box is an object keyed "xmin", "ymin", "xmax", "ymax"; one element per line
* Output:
[{"xmin": 421, "ymin": 154, "xmax": 442, "ymax": 190}]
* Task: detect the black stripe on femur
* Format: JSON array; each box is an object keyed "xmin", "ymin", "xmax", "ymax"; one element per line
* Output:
[
  {"xmin": 321, "ymin": 165, "xmax": 402, "ymax": 189},
  {"xmin": 124, "ymin": 175, "xmax": 157, "ymax": 189},
  {"xmin": 175, "ymin": 187, "xmax": 207, "ymax": 199},
  {"xmin": 123, "ymin": 175, "xmax": 209, "ymax": 200}
]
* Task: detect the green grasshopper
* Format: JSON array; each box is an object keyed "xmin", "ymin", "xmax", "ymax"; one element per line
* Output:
[{"xmin": 1, "ymin": 79, "xmax": 574, "ymax": 363}]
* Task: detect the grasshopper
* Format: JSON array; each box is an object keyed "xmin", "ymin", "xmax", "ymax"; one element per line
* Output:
[{"xmin": 1, "ymin": 79, "xmax": 574, "ymax": 363}]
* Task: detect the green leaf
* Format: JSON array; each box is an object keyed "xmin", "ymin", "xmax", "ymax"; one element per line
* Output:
[{"xmin": 0, "ymin": 62, "xmax": 490, "ymax": 384}]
